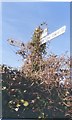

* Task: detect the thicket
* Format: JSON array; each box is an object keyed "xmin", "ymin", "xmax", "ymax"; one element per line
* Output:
[
  {"xmin": 1, "ymin": 25, "xmax": 72, "ymax": 119},
  {"xmin": 1, "ymin": 64, "xmax": 72, "ymax": 119}
]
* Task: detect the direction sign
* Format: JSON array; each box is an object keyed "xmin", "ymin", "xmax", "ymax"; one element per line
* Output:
[
  {"xmin": 40, "ymin": 28, "xmax": 48, "ymax": 39},
  {"xmin": 7, "ymin": 39, "xmax": 25, "ymax": 49},
  {"xmin": 40, "ymin": 26, "xmax": 66, "ymax": 44}
]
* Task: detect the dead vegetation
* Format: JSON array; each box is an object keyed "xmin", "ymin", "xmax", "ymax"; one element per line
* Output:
[{"xmin": 1, "ymin": 25, "xmax": 72, "ymax": 119}]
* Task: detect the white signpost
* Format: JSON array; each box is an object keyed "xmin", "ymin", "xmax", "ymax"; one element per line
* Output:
[
  {"xmin": 40, "ymin": 28, "xmax": 48, "ymax": 39},
  {"xmin": 7, "ymin": 39, "xmax": 25, "ymax": 49},
  {"xmin": 7, "ymin": 25, "xmax": 66, "ymax": 58},
  {"xmin": 40, "ymin": 26, "xmax": 66, "ymax": 45}
]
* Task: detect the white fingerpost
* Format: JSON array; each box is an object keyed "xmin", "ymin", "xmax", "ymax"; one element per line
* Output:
[{"xmin": 40, "ymin": 26, "xmax": 66, "ymax": 45}]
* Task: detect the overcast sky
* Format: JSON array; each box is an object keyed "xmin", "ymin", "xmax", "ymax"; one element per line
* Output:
[{"xmin": 1, "ymin": 2, "xmax": 70, "ymax": 68}]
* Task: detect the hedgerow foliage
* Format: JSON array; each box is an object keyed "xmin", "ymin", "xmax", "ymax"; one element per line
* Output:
[
  {"xmin": 1, "ymin": 25, "xmax": 72, "ymax": 119},
  {"xmin": 1, "ymin": 64, "xmax": 72, "ymax": 119}
]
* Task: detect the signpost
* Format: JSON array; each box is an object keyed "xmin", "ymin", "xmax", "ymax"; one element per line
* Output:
[
  {"xmin": 40, "ymin": 26, "xmax": 66, "ymax": 45},
  {"xmin": 7, "ymin": 39, "xmax": 25, "ymax": 49},
  {"xmin": 40, "ymin": 28, "xmax": 48, "ymax": 39},
  {"xmin": 7, "ymin": 25, "xmax": 66, "ymax": 58}
]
